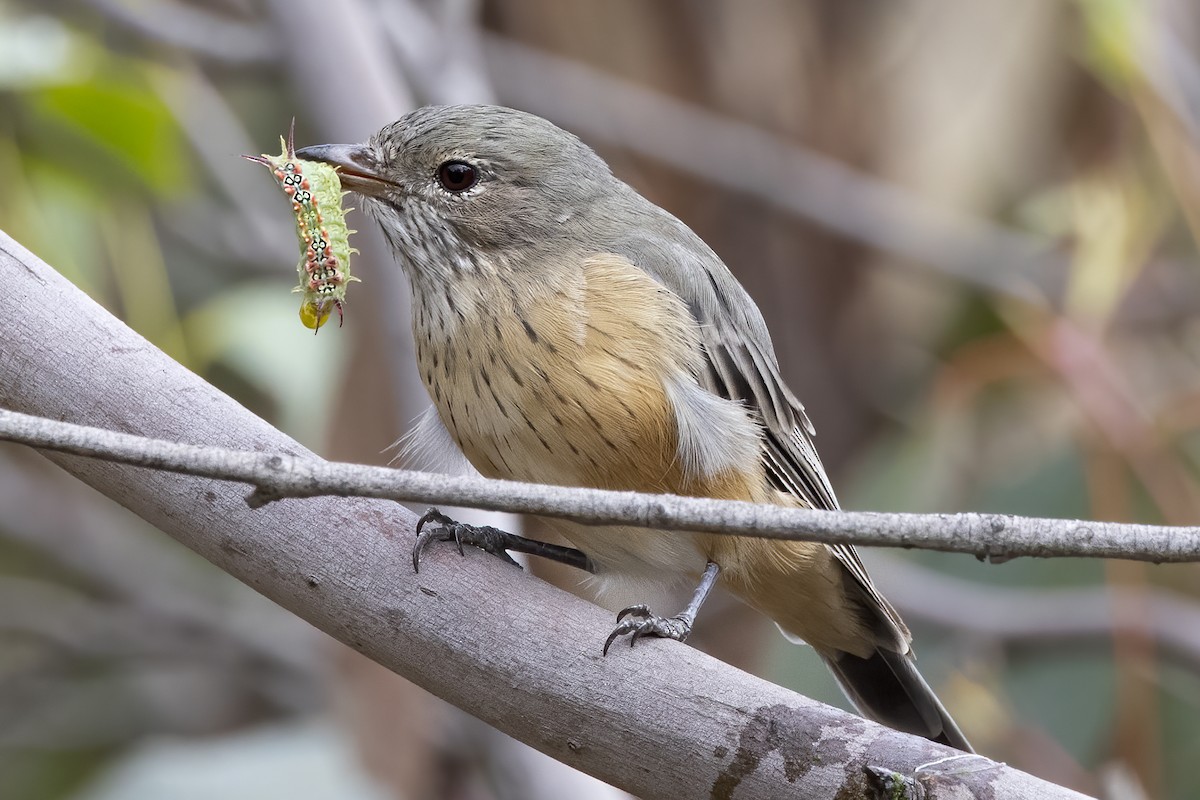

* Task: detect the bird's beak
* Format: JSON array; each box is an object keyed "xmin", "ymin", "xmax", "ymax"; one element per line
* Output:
[{"xmin": 295, "ymin": 143, "xmax": 392, "ymax": 198}]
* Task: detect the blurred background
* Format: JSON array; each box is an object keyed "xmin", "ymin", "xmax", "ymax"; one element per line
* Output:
[{"xmin": 2, "ymin": 0, "xmax": 1199, "ymax": 798}]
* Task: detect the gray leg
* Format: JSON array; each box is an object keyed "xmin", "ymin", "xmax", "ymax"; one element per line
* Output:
[
  {"xmin": 603, "ymin": 561, "xmax": 721, "ymax": 655},
  {"xmin": 412, "ymin": 508, "xmax": 595, "ymax": 573}
]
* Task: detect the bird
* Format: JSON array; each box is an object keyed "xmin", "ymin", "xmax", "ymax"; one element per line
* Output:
[{"xmin": 296, "ymin": 104, "xmax": 972, "ymax": 751}]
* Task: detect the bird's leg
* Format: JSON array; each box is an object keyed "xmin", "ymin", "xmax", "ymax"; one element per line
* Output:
[
  {"xmin": 412, "ymin": 508, "xmax": 595, "ymax": 574},
  {"xmin": 603, "ymin": 561, "xmax": 720, "ymax": 655}
]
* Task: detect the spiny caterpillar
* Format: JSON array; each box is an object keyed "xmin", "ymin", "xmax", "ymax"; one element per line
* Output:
[{"xmin": 244, "ymin": 124, "xmax": 359, "ymax": 333}]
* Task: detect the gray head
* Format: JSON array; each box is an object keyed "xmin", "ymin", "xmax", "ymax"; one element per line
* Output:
[{"xmin": 297, "ymin": 105, "xmax": 622, "ymax": 282}]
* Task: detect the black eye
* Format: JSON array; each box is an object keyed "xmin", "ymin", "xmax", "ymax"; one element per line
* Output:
[{"xmin": 437, "ymin": 160, "xmax": 478, "ymax": 193}]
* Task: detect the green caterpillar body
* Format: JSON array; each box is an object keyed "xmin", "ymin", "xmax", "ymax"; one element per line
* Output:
[{"xmin": 246, "ymin": 131, "xmax": 359, "ymax": 332}]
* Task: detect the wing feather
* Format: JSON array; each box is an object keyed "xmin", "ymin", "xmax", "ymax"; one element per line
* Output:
[{"xmin": 613, "ymin": 232, "xmax": 909, "ymax": 649}]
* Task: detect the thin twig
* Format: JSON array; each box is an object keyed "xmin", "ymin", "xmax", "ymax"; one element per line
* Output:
[{"xmin": 1, "ymin": 408, "xmax": 1197, "ymax": 564}]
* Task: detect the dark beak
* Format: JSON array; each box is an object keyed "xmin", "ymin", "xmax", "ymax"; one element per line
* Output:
[{"xmin": 295, "ymin": 143, "xmax": 392, "ymax": 197}]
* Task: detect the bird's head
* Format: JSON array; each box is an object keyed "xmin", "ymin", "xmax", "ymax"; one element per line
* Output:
[{"xmin": 297, "ymin": 104, "xmax": 617, "ymax": 283}]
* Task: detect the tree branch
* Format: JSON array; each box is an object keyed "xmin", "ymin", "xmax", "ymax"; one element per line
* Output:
[
  {"xmin": 869, "ymin": 553, "xmax": 1200, "ymax": 672},
  {"xmin": 1, "ymin": 407, "xmax": 1196, "ymax": 564},
  {"xmin": 0, "ymin": 227, "xmax": 1098, "ymax": 798}
]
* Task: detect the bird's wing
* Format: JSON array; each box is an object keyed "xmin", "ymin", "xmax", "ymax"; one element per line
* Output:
[{"xmin": 612, "ymin": 229, "xmax": 910, "ymax": 648}]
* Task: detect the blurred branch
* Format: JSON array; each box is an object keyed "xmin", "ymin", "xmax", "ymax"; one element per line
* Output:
[
  {"xmin": 0, "ymin": 449, "xmax": 323, "ymax": 716},
  {"xmin": 375, "ymin": 0, "xmax": 496, "ymax": 105},
  {"xmin": 870, "ymin": 554, "xmax": 1200, "ymax": 672},
  {"xmin": 1140, "ymin": 2, "xmax": 1200, "ymax": 142},
  {"xmin": 0, "ymin": 573, "xmax": 267, "ymax": 666},
  {"xmin": 3, "ymin": 405, "xmax": 1199, "ymax": 564},
  {"xmin": 0, "ymin": 572, "xmax": 310, "ymax": 746},
  {"xmin": 0, "ymin": 232, "xmax": 1094, "ymax": 800},
  {"xmin": 1036, "ymin": 320, "xmax": 1200, "ymax": 523},
  {"xmin": 83, "ymin": 0, "xmax": 279, "ymax": 65},
  {"xmin": 482, "ymin": 35, "xmax": 1054, "ymax": 305},
  {"xmin": 264, "ymin": 0, "xmax": 415, "ymax": 129},
  {"xmin": 45, "ymin": 5, "xmax": 1200, "ymax": 323},
  {"xmin": 482, "ymin": 35, "xmax": 1200, "ymax": 324},
  {"xmin": 148, "ymin": 62, "xmax": 296, "ymax": 269}
]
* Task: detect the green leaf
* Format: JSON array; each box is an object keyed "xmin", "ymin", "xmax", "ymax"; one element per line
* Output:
[{"xmin": 28, "ymin": 68, "xmax": 183, "ymax": 194}]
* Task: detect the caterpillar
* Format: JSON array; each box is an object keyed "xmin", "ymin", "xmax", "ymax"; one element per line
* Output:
[{"xmin": 244, "ymin": 123, "xmax": 359, "ymax": 333}]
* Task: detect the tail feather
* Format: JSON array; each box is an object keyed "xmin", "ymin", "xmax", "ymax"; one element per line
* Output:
[{"xmin": 823, "ymin": 648, "xmax": 973, "ymax": 752}]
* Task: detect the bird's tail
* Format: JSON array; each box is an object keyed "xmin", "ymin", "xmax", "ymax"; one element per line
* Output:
[{"xmin": 822, "ymin": 646, "xmax": 973, "ymax": 752}]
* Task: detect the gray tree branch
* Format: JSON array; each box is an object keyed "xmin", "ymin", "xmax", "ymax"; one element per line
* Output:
[
  {"xmin": 1, "ymin": 407, "xmax": 1197, "ymax": 564},
  {"xmin": 0, "ymin": 228, "xmax": 1097, "ymax": 798}
]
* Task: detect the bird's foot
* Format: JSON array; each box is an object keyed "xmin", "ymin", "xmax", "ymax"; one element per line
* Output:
[
  {"xmin": 602, "ymin": 604, "xmax": 694, "ymax": 655},
  {"xmin": 412, "ymin": 509, "xmax": 522, "ymax": 572},
  {"xmin": 412, "ymin": 508, "xmax": 595, "ymax": 574}
]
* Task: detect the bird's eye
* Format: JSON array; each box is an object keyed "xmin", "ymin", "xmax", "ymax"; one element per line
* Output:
[{"xmin": 437, "ymin": 161, "xmax": 478, "ymax": 193}]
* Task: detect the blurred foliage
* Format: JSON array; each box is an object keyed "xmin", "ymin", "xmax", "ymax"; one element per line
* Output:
[
  {"xmin": 31, "ymin": 70, "xmax": 184, "ymax": 193},
  {"xmin": 2, "ymin": 1, "xmax": 1200, "ymax": 799}
]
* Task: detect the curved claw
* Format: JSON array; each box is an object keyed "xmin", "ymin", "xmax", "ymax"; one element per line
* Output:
[
  {"xmin": 602, "ymin": 607, "xmax": 692, "ymax": 655},
  {"xmin": 415, "ymin": 510, "xmax": 448, "ymax": 573},
  {"xmin": 411, "ymin": 507, "xmax": 523, "ymax": 573},
  {"xmin": 629, "ymin": 623, "xmax": 656, "ymax": 648},
  {"xmin": 602, "ymin": 624, "xmax": 634, "ymax": 656},
  {"xmin": 615, "ymin": 604, "xmax": 652, "ymax": 623},
  {"xmin": 416, "ymin": 508, "xmax": 452, "ymax": 536},
  {"xmin": 412, "ymin": 508, "xmax": 454, "ymax": 572},
  {"xmin": 411, "ymin": 527, "xmax": 439, "ymax": 573}
]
